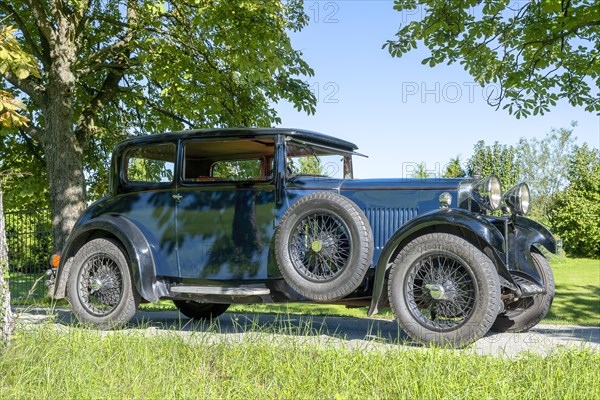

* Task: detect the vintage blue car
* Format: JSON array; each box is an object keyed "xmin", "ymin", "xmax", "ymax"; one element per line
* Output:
[{"xmin": 49, "ymin": 128, "xmax": 556, "ymax": 347}]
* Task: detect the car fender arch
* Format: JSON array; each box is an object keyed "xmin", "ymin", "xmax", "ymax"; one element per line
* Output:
[
  {"xmin": 367, "ymin": 208, "xmax": 511, "ymax": 316},
  {"xmin": 53, "ymin": 215, "xmax": 164, "ymax": 303}
]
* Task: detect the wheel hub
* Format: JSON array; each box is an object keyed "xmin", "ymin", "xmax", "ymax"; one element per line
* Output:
[
  {"xmin": 425, "ymin": 283, "xmax": 446, "ymax": 300},
  {"xmin": 311, "ymin": 240, "xmax": 323, "ymax": 252}
]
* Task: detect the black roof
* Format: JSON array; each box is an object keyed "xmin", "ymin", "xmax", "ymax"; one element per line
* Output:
[{"xmin": 117, "ymin": 128, "xmax": 359, "ymax": 152}]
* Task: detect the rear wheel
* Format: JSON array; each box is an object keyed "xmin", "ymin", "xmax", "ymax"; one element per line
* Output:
[
  {"xmin": 173, "ymin": 300, "xmax": 229, "ymax": 320},
  {"xmin": 491, "ymin": 250, "xmax": 554, "ymax": 333},
  {"xmin": 388, "ymin": 233, "xmax": 501, "ymax": 347},
  {"xmin": 67, "ymin": 238, "xmax": 139, "ymax": 329}
]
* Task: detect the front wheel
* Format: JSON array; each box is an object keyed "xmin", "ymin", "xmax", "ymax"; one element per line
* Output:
[
  {"xmin": 388, "ymin": 233, "xmax": 501, "ymax": 347},
  {"xmin": 67, "ymin": 238, "xmax": 139, "ymax": 329},
  {"xmin": 491, "ymin": 250, "xmax": 554, "ymax": 333},
  {"xmin": 173, "ymin": 300, "xmax": 230, "ymax": 320}
]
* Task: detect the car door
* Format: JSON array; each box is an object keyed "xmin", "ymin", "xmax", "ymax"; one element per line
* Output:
[
  {"xmin": 117, "ymin": 141, "xmax": 179, "ymax": 277},
  {"xmin": 174, "ymin": 138, "xmax": 278, "ymax": 280}
]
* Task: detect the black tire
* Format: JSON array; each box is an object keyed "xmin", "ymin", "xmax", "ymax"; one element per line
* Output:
[
  {"xmin": 275, "ymin": 192, "xmax": 374, "ymax": 301},
  {"xmin": 388, "ymin": 233, "xmax": 501, "ymax": 347},
  {"xmin": 491, "ymin": 250, "xmax": 555, "ymax": 333},
  {"xmin": 67, "ymin": 238, "xmax": 139, "ymax": 329},
  {"xmin": 173, "ymin": 300, "xmax": 230, "ymax": 320}
]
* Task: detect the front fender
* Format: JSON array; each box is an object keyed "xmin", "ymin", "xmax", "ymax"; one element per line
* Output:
[
  {"xmin": 507, "ymin": 216, "xmax": 557, "ymax": 286},
  {"xmin": 367, "ymin": 208, "xmax": 509, "ymax": 316},
  {"xmin": 53, "ymin": 215, "xmax": 164, "ymax": 303}
]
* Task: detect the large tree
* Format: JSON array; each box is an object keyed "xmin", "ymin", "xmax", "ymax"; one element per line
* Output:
[
  {"xmin": 550, "ymin": 144, "xmax": 600, "ymax": 258},
  {"xmin": 517, "ymin": 124, "xmax": 577, "ymax": 225},
  {"xmin": 0, "ymin": 0, "xmax": 316, "ymax": 250},
  {"xmin": 467, "ymin": 140, "xmax": 522, "ymax": 190},
  {"xmin": 385, "ymin": 1, "xmax": 600, "ymax": 118}
]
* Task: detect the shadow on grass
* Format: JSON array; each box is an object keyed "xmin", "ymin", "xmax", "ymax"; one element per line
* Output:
[
  {"xmin": 13, "ymin": 305, "xmax": 411, "ymax": 346},
  {"xmin": 547, "ymin": 284, "xmax": 600, "ymax": 325}
]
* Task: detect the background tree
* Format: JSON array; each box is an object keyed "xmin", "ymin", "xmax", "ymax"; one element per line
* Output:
[
  {"xmin": 467, "ymin": 140, "xmax": 522, "ymax": 189},
  {"xmin": 413, "ymin": 163, "xmax": 430, "ymax": 178},
  {"xmin": 550, "ymin": 144, "xmax": 600, "ymax": 258},
  {"xmin": 443, "ymin": 156, "xmax": 466, "ymax": 178},
  {"xmin": 1, "ymin": 24, "xmax": 38, "ymax": 347},
  {"xmin": 385, "ymin": 1, "xmax": 600, "ymax": 118},
  {"xmin": 517, "ymin": 124, "xmax": 577, "ymax": 225},
  {"xmin": 0, "ymin": 0, "xmax": 316, "ymax": 251}
]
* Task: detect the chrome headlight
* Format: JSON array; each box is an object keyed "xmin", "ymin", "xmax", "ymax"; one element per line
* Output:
[
  {"xmin": 503, "ymin": 183, "xmax": 530, "ymax": 215},
  {"xmin": 471, "ymin": 175, "xmax": 502, "ymax": 211}
]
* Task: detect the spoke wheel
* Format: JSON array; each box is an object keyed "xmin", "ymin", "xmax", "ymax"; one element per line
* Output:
[
  {"xmin": 388, "ymin": 233, "xmax": 500, "ymax": 347},
  {"xmin": 78, "ymin": 254, "xmax": 124, "ymax": 317},
  {"xmin": 289, "ymin": 212, "xmax": 352, "ymax": 282},
  {"xmin": 406, "ymin": 254, "xmax": 477, "ymax": 331},
  {"xmin": 275, "ymin": 192, "xmax": 373, "ymax": 301},
  {"xmin": 67, "ymin": 238, "xmax": 139, "ymax": 328}
]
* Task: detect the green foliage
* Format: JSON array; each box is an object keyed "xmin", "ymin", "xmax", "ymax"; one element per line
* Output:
[
  {"xmin": 551, "ymin": 145, "xmax": 600, "ymax": 258},
  {"xmin": 443, "ymin": 156, "xmax": 466, "ymax": 178},
  {"xmin": 213, "ymin": 160, "xmax": 263, "ymax": 180},
  {"xmin": 0, "ymin": 25, "xmax": 39, "ymax": 128},
  {"xmin": 385, "ymin": 1, "xmax": 600, "ymax": 117},
  {"xmin": 411, "ymin": 163, "xmax": 429, "ymax": 178},
  {"xmin": 517, "ymin": 125, "xmax": 577, "ymax": 225},
  {"xmin": 289, "ymin": 155, "xmax": 324, "ymax": 175},
  {"xmin": 467, "ymin": 140, "xmax": 522, "ymax": 189}
]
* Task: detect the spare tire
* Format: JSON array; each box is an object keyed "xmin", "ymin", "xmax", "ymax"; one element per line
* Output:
[{"xmin": 275, "ymin": 192, "xmax": 373, "ymax": 301}]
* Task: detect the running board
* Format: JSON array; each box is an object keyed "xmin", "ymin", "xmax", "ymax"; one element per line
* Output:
[{"xmin": 170, "ymin": 285, "xmax": 270, "ymax": 296}]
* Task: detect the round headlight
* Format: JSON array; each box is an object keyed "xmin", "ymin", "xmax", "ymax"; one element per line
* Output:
[
  {"xmin": 472, "ymin": 175, "xmax": 502, "ymax": 211},
  {"xmin": 503, "ymin": 183, "xmax": 530, "ymax": 215}
]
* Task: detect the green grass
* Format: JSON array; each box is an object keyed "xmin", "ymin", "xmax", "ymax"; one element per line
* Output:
[
  {"xmin": 1, "ymin": 324, "xmax": 598, "ymax": 399},
  {"xmin": 544, "ymin": 257, "xmax": 599, "ymax": 326},
  {"xmin": 142, "ymin": 257, "xmax": 600, "ymax": 326}
]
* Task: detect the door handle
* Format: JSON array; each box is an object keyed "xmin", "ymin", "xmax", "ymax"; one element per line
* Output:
[{"xmin": 172, "ymin": 194, "xmax": 183, "ymax": 200}]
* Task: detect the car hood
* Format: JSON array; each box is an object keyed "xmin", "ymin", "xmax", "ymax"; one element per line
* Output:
[{"xmin": 340, "ymin": 177, "xmax": 467, "ymax": 191}]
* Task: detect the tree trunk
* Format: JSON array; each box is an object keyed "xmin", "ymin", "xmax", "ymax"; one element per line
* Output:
[
  {"xmin": 0, "ymin": 180, "xmax": 14, "ymax": 346},
  {"xmin": 41, "ymin": 93, "xmax": 86, "ymax": 252},
  {"xmin": 41, "ymin": 26, "xmax": 87, "ymax": 252}
]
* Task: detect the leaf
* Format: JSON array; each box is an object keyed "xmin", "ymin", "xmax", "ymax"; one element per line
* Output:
[{"xmin": 15, "ymin": 68, "xmax": 30, "ymax": 80}]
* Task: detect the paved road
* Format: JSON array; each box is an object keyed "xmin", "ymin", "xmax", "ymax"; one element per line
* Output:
[{"xmin": 14, "ymin": 307, "xmax": 599, "ymax": 357}]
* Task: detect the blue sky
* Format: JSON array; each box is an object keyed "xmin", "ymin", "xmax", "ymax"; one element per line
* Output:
[{"xmin": 274, "ymin": 1, "xmax": 600, "ymax": 178}]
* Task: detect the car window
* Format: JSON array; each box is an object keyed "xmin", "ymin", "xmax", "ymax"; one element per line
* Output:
[
  {"xmin": 182, "ymin": 138, "xmax": 275, "ymax": 182},
  {"xmin": 124, "ymin": 143, "xmax": 175, "ymax": 184},
  {"xmin": 212, "ymin": 159, "xmax": 263, "ymax": 180},
  {"xmin": 286, "ymin": 142, "xmax": 346, "ymax": 179}
]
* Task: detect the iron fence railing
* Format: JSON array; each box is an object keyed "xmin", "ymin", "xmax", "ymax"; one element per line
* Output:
[{"xmin": 4, "ymin": 208, "xmax": 52, "ymax": 300}]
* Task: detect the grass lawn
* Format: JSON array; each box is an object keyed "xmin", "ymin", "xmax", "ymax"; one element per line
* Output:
[
  {"xmin": 0, "ymin": 325, "xmax": 598, "ymax": 399},
  {"xmin": 141, "ymin": 257, "xmax": 599, "ymax": 326}
]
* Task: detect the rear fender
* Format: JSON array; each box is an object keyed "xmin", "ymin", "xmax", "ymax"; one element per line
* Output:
[
  {"xmin": 367, "ymin": 209, "xmax": 512, "ymax": 316},
  {"xmin": 53, "ymin": 215, "xmax": 166, "ymax": 303}
]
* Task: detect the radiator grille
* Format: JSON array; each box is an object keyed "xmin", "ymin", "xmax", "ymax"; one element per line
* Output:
[{"xmin": 364, "ymin": 207, "xmax": 418, "ymax": 250}]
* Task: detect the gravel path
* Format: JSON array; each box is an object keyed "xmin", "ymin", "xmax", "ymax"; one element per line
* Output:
[{"xmin": 14, "ymin": 307, "xmax": 599, "ymax": 358}]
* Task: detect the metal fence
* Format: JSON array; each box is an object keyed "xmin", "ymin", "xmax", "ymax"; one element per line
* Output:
[{"xmin": 4, "ymin": 208, "xmax": 53, "ymax": 300}]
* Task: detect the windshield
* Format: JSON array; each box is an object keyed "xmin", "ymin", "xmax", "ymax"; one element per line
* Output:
[{"xmin": 286, "ymin": 140, "xmax": 353, "ymax": 179}]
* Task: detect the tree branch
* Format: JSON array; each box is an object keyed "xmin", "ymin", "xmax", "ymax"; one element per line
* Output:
[
  {"xmin": 23, "ymin": 0, "xmax": 53, "ymax": 40},
  {"xmin": 2, "ymin": 72, "xmax": 45, "ymax": 106},
  {"xmin": 17, "ymin": 122, "xmax": 42, "ymax": 142},
  {"xmin": 0, "ymin": 1, "xmax": 47, "ymax": 66}
]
